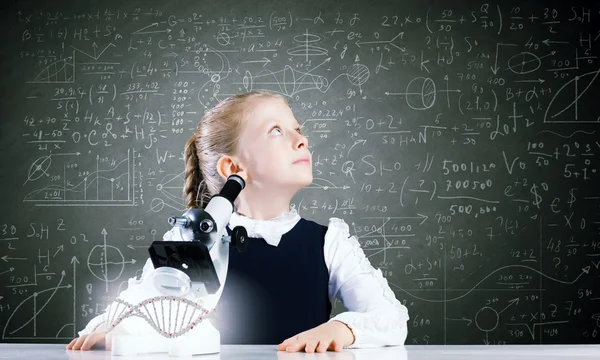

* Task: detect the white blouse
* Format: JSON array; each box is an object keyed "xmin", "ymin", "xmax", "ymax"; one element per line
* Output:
[{"xmin": 79, "ymin": 209, "xmax": 409, "ymax": 348}]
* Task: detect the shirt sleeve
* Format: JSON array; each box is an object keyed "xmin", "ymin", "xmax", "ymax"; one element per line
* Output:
[
  {"xmin": 77, "ymin": 230, "xmax": 178, "ymax": 337},
  {"xmin": 324, "ymin": 217, "xmax": 409, "ymax": 348}
]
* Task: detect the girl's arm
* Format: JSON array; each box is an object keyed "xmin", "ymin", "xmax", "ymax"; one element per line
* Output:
[{"xmin": 323, "ymin": 218, "xmax": 410, "ymax": 348}]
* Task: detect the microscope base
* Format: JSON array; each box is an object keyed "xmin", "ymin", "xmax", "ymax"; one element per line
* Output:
[{"xmin": 110, "ymin": 320, "xmax": 220, "ymax": 357}]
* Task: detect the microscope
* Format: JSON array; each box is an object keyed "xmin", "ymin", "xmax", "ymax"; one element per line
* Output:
[
  {"xmin": 149, "ymin": 174, "xmax": 248, "ymax": 299},
  {"xmin": 108, "ymin": 174, "xmax": 248, "ymax": 357}
]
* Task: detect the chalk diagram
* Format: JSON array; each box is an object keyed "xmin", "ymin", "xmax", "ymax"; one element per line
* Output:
[
  {"xmin": 2, "ymin": 270, "xmax": 72, "ymax": 339},
  {"xmin": 27, "ymin": 51, "xmax": 76, "ymax": 84},
  {"xmin": 544, "ymin": 68, "xmax": 600, "ymax": 123},
  {"xmin": 304, "ymin": 177, "xmax": 351, "ymax": 191},
  {"xmin": 149, "ymin": 170, "xmax": 186, "ymax": 213},
  {"xmin": 203, "ymin": 29, "xmax": 370, "ymax": 102},
  {"xmin": 23, "ymin": 149, "xmax": 136, "ymax": 206},
  {"xmin": 1, "ymin": 240, "xmax": 132, "ymax": 339},
  {"xmin": 353, "ymin": 216, "xmax": 595, "ymax": 343},
  {"xmin": 387, "ymin": 262, "xmax": 591, "ymax": 343},
  {"xmin": 286, "ymin": 29, "xmax": 329, "ymax": 62},
  {"xmin": 88, "ymin": 228, "xmax": 136, "ymax": 293},
  {"xmin": 385, "ymin": 77, "xmax": 437, "ymax": 110},
  {"xmin": 27, "ymin": 42, "xmax": 117, "ymax": 84},
  {"xmin": 238, "ymin": 58, "xmax": 370, "ymax": 98},
  {"xmin": 356, "ymin": 217, "xmax": 425, "ymax": 265},
  {"xmin": 444, "ymin": 297, "xmax": 570, "ymax": 344},
  {"xmin": 506, "ymin": 51, "xmax": 549, "ymax": 75},
  {"xmin": 185, "ymin": 45, "xmax": 232, "ymax": 110}
]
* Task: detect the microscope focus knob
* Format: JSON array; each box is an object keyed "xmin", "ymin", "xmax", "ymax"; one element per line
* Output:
[{"xmin": 231, "ymin": 226, "xmax": 248, "ymax": 253}]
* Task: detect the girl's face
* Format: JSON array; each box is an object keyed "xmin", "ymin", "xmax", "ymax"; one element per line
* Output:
[{"xmin": 236, "ymin": 96, "xmax": 313, "ymax": 191}]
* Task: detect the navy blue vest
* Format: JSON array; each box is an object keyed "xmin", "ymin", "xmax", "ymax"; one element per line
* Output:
[{"xmin": 214, "ymin": 218, "xmax": 332, "ymax": 344}]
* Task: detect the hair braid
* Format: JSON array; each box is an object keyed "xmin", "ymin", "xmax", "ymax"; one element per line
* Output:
[{"xmin": 183, "ymin": 134, "xmax": 208, "ymax": 208}]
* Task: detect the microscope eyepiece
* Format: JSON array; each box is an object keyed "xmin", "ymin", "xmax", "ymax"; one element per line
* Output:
[
  {"xmin": 218, "ymin": 174, "xmax": 245, "ymax": 205},
  {"xmin": 168, "ymin": 216, "xmax": 189, "ymax": 227}
]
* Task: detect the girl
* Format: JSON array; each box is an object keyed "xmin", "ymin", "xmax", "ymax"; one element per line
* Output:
[{"xmin": 67, "ymin": 91, "xmax": 409, "ymax": 353}]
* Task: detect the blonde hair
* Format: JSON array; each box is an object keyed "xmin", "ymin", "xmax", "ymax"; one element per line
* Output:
[{"xmin": 184, "ymin": 91, "xmax": 288, "ymax": 209}]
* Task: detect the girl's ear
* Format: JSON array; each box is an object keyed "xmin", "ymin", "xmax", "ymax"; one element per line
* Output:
[{"xmin": 217, "ymin": 155, "xmax": 247, "ymax": 182}]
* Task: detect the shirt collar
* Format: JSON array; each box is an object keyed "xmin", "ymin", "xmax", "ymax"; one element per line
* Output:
[{"xmin": 227, "ymin": 208, "xmax": 301, "ymax": 247}]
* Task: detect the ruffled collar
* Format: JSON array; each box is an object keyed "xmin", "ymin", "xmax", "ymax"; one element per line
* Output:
[{"xmin": 227, "ymin": 208, "xmax": 301, "ymax": 247}]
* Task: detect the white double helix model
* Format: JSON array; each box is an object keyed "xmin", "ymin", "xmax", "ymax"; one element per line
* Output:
[{"xmin": 100, "ymin": 295, "xmax": 215, "ymax": 338}]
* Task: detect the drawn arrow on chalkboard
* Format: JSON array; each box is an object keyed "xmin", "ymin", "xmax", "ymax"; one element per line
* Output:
[
  {"xmin": 347, "ymin": 139, "xmax": 367, "ymax": 157},
  {"xmin": 71, "ymin": 43, "xmax": 116, "ymax": 61},
  {"xmin": 306, "ymin": 57, "xmax": 331, "ymax": 73},
  {"xmin": 498, "ymin": 297, "xmax": 520, "ymax": 314},
  {"xmin": 542, "ymin": 39, "xmax": 569, "ymax": 46},
  {"xmin": 514, "ymin": 79, "xmax": 545, "ymax": 84},
  {"xmin": 445, "ymin": 317, "xmax": 472, "ymax": 326},
  {"xmin": 490, "ymin": 43, "xmax": 517, "ymax": 75},
  {"xmin": 242, "ymin": 57, "xmax": 272, "ymax": 67},
  {"xmin": 53, "ymin": 245, "xmax": 64, "ymax": 258},
  {"xmin": 87, "ymin": 258, "xmax": 137, "ymax": 266},
  {"xmin": 355, "ymin": 32, "xmax": 405, "ymax": 52},
  {"xmin": 71, "ymin": 256, "xmax": 79, "ymax": 337},
  {"xmin": 127, "ymin": 244, "xmax": 147, "ymax": 250},
  {"xmin": 0, "ymin": 267, "xmax": 14, "ymax": 275},
  {"xmin": 416, "ymin": 213, "xmax": 428, "ymax": 225},
  {"xmin": 1, "ymin": 256, "xmax": 27, "ymax": 262},
  {"xmin": 387, "ymin": 213, "xmax": 428, "ymax": 225},
  {"xmin": 132, "ymin": 22, "xmax": 172, "ymax": 35}
]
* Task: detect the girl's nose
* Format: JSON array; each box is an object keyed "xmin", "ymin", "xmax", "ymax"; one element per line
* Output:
[{"xmin": 294, "ymin": 132, "xmax": 308, "ymax": 149}]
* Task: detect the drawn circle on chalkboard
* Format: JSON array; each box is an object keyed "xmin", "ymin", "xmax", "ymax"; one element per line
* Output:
[
  {"xmin": 293, "ymin": 33, "xmax": 320, "ymax": 43},
  {"xmin": 27, "ymin": 155, "xmax": 52, "ymax": 181},
  {"xmin": 243, "ymin": 70, "xmax": 253, "ymax": 91},
  {"xmin": 287, "ymin": 45, "xmax": 328, "ymax": 57},
  {"xmin": 314, "ymin": 76, "xmax": 328, "ymax": 90},
  {"xmin": 405, "ymin": 77, "xmax": 436, "ymax": 110},
  {"xmin": 474, "ymin": 306, "xmax": 499, "ymax": 332},
  {"xmin": 507, "ymin": 52, "xmax": 541, "ymax": 74},
  {"xmin": 346, "ymin": 63, "xmax": 369, "ymax": 87},
  {"xmin": 211, "ymin": 74, "xmax": 220, "ymax": 82},
  {"xmin": 216, "ymin": 32, "xmax": 230, "ymax": 46},
  {"xmin": 87, "ymin": 244, "xmax": 126, "ymax": 283},
  {"xmin": 287, "ymin": 32, "xmax": 328, "ymax": 58},
  {"xmin": 149, "ymin": 198, "xmax": 165, "ymax": 212},
  {"xmin": 282, "ymin": 65, "xmax": 296, "ymax": 96}
]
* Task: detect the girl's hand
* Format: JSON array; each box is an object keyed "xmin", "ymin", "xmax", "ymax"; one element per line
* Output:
[
  {"xmin": 277, "ymin": 321, "xmax": 355, "ymax": 353},
  {"xmin": 66, "ymin": 331, "xmax": 108, "ymax": 351}
]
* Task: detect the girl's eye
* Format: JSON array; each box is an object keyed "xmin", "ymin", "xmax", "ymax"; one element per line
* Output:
[{"xmin": 269, "ymin": 126, "xmax": 282, "ymax": 136}]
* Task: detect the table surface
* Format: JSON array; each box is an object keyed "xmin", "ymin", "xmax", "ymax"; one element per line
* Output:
[{"xmin": 0, "ymin": 344, "xmax": 599, "ymax": 360}]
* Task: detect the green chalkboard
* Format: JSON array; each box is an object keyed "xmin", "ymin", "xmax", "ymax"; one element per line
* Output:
[{"xmin": 1, "ymin": 0, "xmax": 599, "ymax": 345}]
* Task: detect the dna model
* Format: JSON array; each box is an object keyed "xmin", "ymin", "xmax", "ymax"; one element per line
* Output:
[{"xmin": 97, "ymin": 295, "xmax": 215, "ymax": 339}]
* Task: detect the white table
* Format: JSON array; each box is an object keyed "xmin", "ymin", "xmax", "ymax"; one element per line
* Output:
[{"xmin": 0, "ymin": 344, "xmax": 599, "ymax": 359}]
